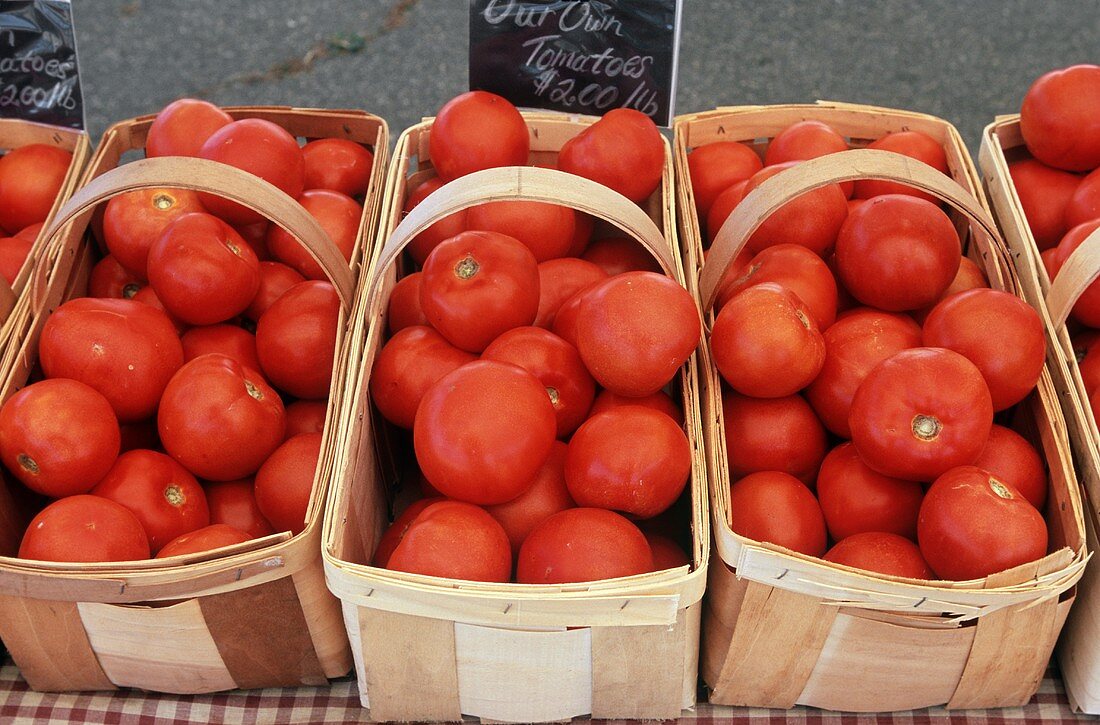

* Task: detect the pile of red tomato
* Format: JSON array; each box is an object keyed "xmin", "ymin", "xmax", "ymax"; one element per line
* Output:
[
  {"xmin": 370, "ymin": 91, "xmax": 700, "ymax": 585},
  {"xmin": 5, "ymin": 99, "xmax": 375, "ymax": 563},
  {"xmin": 691, "ymin": 118, "xmax": 1050, "ymax": 581},
  {"xmin": 0, "ymin": 142, "xmax": 74, "ymax": 285}
]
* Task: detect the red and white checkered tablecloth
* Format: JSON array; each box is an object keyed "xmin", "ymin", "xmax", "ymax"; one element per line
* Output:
[{"xmin": 0, "ymin": 657, "xmax": 1087, "ymax": 724}]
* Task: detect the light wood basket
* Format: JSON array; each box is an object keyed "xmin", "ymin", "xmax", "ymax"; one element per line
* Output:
[
  {"xmin": 0, "ymin": 107, "xmax": 388, "ymax": 694},
  {"xmin": 322, "ymin": 111, "xmax": 710, "ymax": 723},
  {"xmin": 980, "ymin": 116, "xmax": 1100, "ymax": 714},
  {"xmin": 674, "ymin": 102, "xmax": 1087, "ymax": 712}
]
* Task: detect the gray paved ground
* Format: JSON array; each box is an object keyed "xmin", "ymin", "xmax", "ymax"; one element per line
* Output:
[{"xmin": 71, "ymin": 0, "xmax": 1100, "ymax": 152}]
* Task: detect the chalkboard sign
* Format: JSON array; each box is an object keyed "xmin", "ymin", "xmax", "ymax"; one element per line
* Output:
[
  {"xmin": 0, "ymin": 0, "xmax": 84, "ymax": 129},
  {"xmin": 469, "ymin": 0, "xmax": 682, "ymax": 126}
]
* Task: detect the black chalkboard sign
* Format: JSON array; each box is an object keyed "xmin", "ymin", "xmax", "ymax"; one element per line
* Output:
[
  {"xmin": 0, "ymin": 0, "xmax": 84, "ymax": 129},
  {"xmin": 469, "ymin": 0, "xmax": 682, "ymax": 126}
]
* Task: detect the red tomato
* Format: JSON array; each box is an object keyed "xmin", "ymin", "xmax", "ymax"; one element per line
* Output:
[
  {"xmin": 805, "ymin": 308, "xmax": 922, "ymax": 437},
  {"xmin": 550, "ymin": 285, "xmax": 592, "ymax": 348},
  {"xmin": 147, "ymin": 212, "xmax": 261, "ymax": 325},
  {"xmin": 0, "ymin": 379, "xmax": 120, "ymax": 498},
  {"xmin": 836, "ymin": 194, "xmax": 960, "ymax": 311},
  {"xmin": 850, "ymin": 348, "xmax": 993, "ymax": 481},
  {"xmin": 373, "ymin": 497, "xmax": 446, "ymax": 567},
  {"xmin": 687, "ymin": 141, "xmax": 763, "ymax": 217},
  {"xmin": 971, "ymin": 425, "xmax": 1047, "ymax": 510},
  {"xmin": 722, "ymin": 392, "xmax": 826, "ymax": 485},
  {"xmin": 145, "ymin": 99, "xmax": 232, "ymax": 158},
  {"xmin": 1051, "ymin": 220, "xmax": 1100, "ymax": 326},
  {"xmin": 566, "ymin": 212, "xmax": 594, "ymax": 256},
  {"xmin": 0, "ymin": 144, "xmax": 73, "ymax": 233},
  {"xmin": 485, "ymin": 441, "xmax": 574, "ymax": 555},
  {"xmin": 559, "ymin": 109, "xmax": 663, "ymax": 203},
  {"xmin": 244, "ymin": 261, "xmax": 305, "ymax": 322},
  {"xmin": 854, "ymin": 131, "xmax": 949, "ymax": 202},
  {"xmin": 1079, "ymin": 333, "xmax": 1100, "ymax": 391},
  {"xmin": 131, "ymin": 286, "xmax": 187, "ymax": 334},
  {"xmin": 576, "ymin": 272, "xmax": 700, "ymax": 397},
  {"xmin": 19, "ymin": 495, "xmax": 149, "ymax": 562},
  {"xmin": 413, "ymin": 360, "xmax": 556, "ymax": 505},
  {"xmin": 119, "ymin": 419, "xmax": 159, "ymax": 453},
  {"xmin": 285, "ymin": 400, "xmax": 327, "ymax": 439},
  {"xmin": 1020, "ymin": 65, "xmax": 1100, "ymax": 172},
  {"xmin": 588, "ymin": 389, "xmax": 682, "ymax": 425},
  {"xmin": 711, "ymin": 283, "xmax": 825, "ymax": 397},
  {"xmin": 88, "ymin": 255, "xmax": 143, "ymax": 299},
  {"xmin": 0, "ymin": 235, "xmax": 31, "ymax": 284},
  {"xmin": 534, "ymin": 258, "xmax": 607, "ymax": 328},
  {"xmin": 254, "ymin": 433, "xmax": 321, "ymax": 535},
  {"xmin": 1042, "ymin": 247, "xmax": 1059, "ymax": 281},
  {"xmin": 181, "ymin": 324, "xmax": 262, "ymax": 373},
  {"xmin": 266, "ymin": 189, "xmax": 361, "ymax": 279},
  {"xmin": 198, "ymin": 119, "xmax": 305, "ymax": 225},
  {"xmin": 234, "ymin": 220, "xmax": 271, "ymax": 261},
  {"xmin": 429, "ymin": 92, "xmax": 528, "ymax": 182},
  {"xmin": 370, "ymin": 326, "xmax": 476, "ymax": 429},
  {"xmin": 103, "ymin": 188, "xmax": 207, "ymax": 278},
  {"xmin": 467, "ymin": 201, "xmax": 578, "ymax": 262},
  {"xmin": 419, "ymin": 230, "xmax": 539, "ymax": 352},
  {"xmin": 823, "ymin": 532, "xmax": 934, "ymax": 579},
  {"xmin": 1008, "ymin": 159, "xmax": 1083, "ymax": 249},
  {"xmin": 204, "ymin": 478, "xmax": 274, "ymax": 539},
  {"xmin": 645, "ymin": 531, "xmax": 690, "ymax": 570},
  {"xmin": 918, "ymin": 465, "xmax": 1048, "ymax": 580},
  {"xmin": 728, "ymin": 471, "xmax": 827, "ymax": 556},
  {"xmin": 923, "ymin": 289, "xmax": 1045, "ymax": 411},
  {"xmin": 517, "ymin": 507, "xmax": 652, "ymax": 584},
  {"xmin": 403, "ymin": 176, "xmax": 469, "ymax": 265},
  {"xmin": 387, "ymin": 272, "xmax": 428, "ymax": 332},
  {"xmin": 1066, "ymin": 167, "xmax": 1100, "ymax": 230},
  {"xmin": 816, "ymin": 443, "xmax": 923, "ymax": 541},
  {"xmin": 40, "ymin": 298, "xmax": 184, "ymax": 422},
  {"xmin": 580, "ymin": 236, "xmax": 660, "ymax": 275},
  {"xmin": 765, "ymin": 120, "xmax": 852, "ymax": 196},
  {"xmin": 156, "ymin": 524, "xmax": 251, "ymax": 558},
  {"xmin": 387, "ymin": 500, "xmax": 512, "ymax": 582},
  {"xmin": 91, "ymin": 449, "xmax": 209, "ymax": 553},
  {"xmin": 706, "ymin": 180, "xmax": 749, "ymax": 245},
  {"xmin": 301, "ymin": 138, "xmax": 374, "ymax": 197},
  {"xmin": 911, "ymin": 256, "xmax": 989, "ymax": 324},
  {"xmin": 16, "ymin": 222, "xmax": 42, "ymax": 241},
  {"xmin": 716, "ymin": 244, "xmax": 838, "ymax": 328},
  {"xmin": 255, "ymin": 281, "xmax": 339, "ymax": 399},
  {"xmin": 482, "ymin": 327, "xmax": 595, "ymax": 437},
  {"xmin": 741, "ymin": 162, "xmax": 848, "ymax": 256},
  {"xmin": 158, "ymin": 354, "xmax": 286, "ymax": 480}
]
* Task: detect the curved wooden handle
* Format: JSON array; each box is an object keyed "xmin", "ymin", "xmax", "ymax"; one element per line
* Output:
[
  {"xmin": 698, "ymin": 148, "xmax": 1004, "ymax": 312},
  {"xmin": 36, "ymin": 156, "xmax": 355, "ymax": 313},
  {"xmin": 1046, "ymin": 227, "xmax": 1100, "ymax": 328}
]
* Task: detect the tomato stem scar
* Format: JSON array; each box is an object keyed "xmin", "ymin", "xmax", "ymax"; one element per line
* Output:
[
  {"xmin": 455, "ymin": 255, "xmax": 480, "ymax": 279},
  {"xmin": 911, "ymin": 414, "xmax": 942, "ymax": 441}
]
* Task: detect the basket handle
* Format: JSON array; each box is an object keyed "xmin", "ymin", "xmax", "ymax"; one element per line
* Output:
[
  {"xmin": 35, "ymin": 156, "xmax": 355, "ymax": 314},
  {"xmin": 1045, "ymin": 227, "xmax": 1100, "ymax": 328},
  {"xmin": 698, "ymin": 148, "xmax": 1005, "ymax": 313}
]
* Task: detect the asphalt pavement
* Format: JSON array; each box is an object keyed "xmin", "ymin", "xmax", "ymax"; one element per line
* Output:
[{"xmin": 70, "ymin": 0, "xmax": 1100, "ymax": 152}]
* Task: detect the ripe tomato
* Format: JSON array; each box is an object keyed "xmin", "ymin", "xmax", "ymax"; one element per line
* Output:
[
  {"xmin": 850, "ymin": 348, "xmax": 993, "ymax": 481},
  {"xmin": 285, "ymin": 400, "xmax": 327, "ymax": 439},
  {"xmin": 1078, "ymin": 332, "xmax": 1100, "ymax": 392},
  {"xmin": 728, "ymin": 471, "xmax": 827, "ymax": 556},
  {"xmin": 255, "ymin": 281, "xmax": 340, "ymax": 399},
  {"xmin": 559, "ymin": 109, "xmax": 663, "ymax": 203},
  {"xmin": 119, "ymin": 419, "xmax": 159, "ymax": 453},
  {"xmin": 588, "ymin": 388, "xmax": 682, "ymax": 425},
  {"xmin": 158, "ymin": 354, "xmax": 286, "ymax": 480},
  {"xmin": 482, "ymin": 327, "xmax": 595, "ymax": 437},
  {"xmin": 181, "ymin": 324, "xmax": 262, "ymax": 373},
  {"xmin": 918, "ymin": 465, "xmax": 1047, "ymax": 580},
  {"xmin": 567, "ymin": 212, "xmax": 594, "ymax": 256},
  {"xmin": 580, "ymin": 237, "xmax": 660, "ymax": 275},
  {"xmin": 386, "ymin": 500, "xmax": 512, "ymax": 582},
  {"xmin": 923, "ymin": 289, "xmax": 1045, "ymax": 411},
  {"xmin": 485, "ymin": 441, "xmax": 573, "ymax": 555},
  {"xmin": 0, "ymin": 379, "xmax": 119, "ymax": 498},
  {"xmin": 645, "ymin": 531, "xmax": 690, "ymax": 570},
  {"xmin": 1051, "ymin": 220, "xmax": 1100, "ymax": 326},
  {"xmin": 40, "ymin": 298, "xmax": 184, "ymax": 422},
  {"xmin": 550, "ymin": 285, "xmax": 593, "ymax": 348},
  {"xmin": 301, "ymin": 138, "xmax": 374, "ymax": 197},
  {"xmin": 254, "ymin": 433, "xmax": 321, "ymax": 535},
  {"xmin": 370, "ymin": 326, "xmax": 476, "ymax": 429},
  {"xmin": 387, "ymin": 272, "xmax": 428, "ymax": 332},
  {"xmin": 19, "ymin": 495, "xmax": 149, "ymax": 562},
  {"xmin": 517, "ymin": 507, "xmax": 652, "ymax": 584},
  {"xmin": 716, "ymin": 244, "xmax": 838, "ymax": 328},
  {"xmin": 565, "ymin": 406, "xmax": 690, "ymax": 519},
  {"xmin": 911, "ymin": 256, "xmax": 989, "ymax": 324},
  {"xmin": 1008, "ymin": 159, "xmax": 1083, "ymax": 249},
  {"xmin": 467, "ymin": 201, "xmax": 578, "ymax": 262},
  {"xmin": 198, "ymin": 119, "xmax": 305, "ymax": 225},
  {"xmin": 266, "ymin": 189, "xmax": 361, "ymax": 279},
  {"xmin": 147, "ymin": 212, "xmax": 261, "ymax": 325},
  {"xmin": 89, "ymin": 255, "xmax": 143, "ymax": 299},
  {"xmin": 706, "ymin": 180, "xmax": 749, "ymax": 245},
  {"xmin": 971, "ymin": 425, "xmax": 1047, "ymax": 510},
  {"xmin": 0, "ymin": 235, "xmax": 31, "ymax": 284},
  {"xmin": 765, "ymin": 120, "xmax": 852, "ymax": 196},
  {"xmin": 805, "ymin": 308, "xmax": 922, "ymax": 437},
  {"xmin": 145, "ymin": 99, "xmax": 232, "ymax": 158},
  {"xmin": 156, "ymin": 524, "xmax": 251, "ymax": 558},
  {"xmin": 836, "ymin": 194, "xmax": 960, "ymax": 311},
  {"xmin": 244, "ymin": 261, "xmax": 305, "ymax": 322},
  {"xmin": 742, "ymin": 162, "xmax": 849, "ymax": 256},
  {"xmin": 91, "ymin": 449, "xmax": 209, "ymax": 553},
  {"xmin": 853, "ymin": 131, "xmax": 949, "ymax": 202},
  {"xmin": 403, "ymin": 176, "xmax": 469, "ymax": 265},
  {"xmin": 103, "ymin": 188, "xmax": 207, "ymax": 278},
  {"xmin": 816, "ymin": 443, "xmax": 923, "ymax": 541},
  {"xmin": 373, "ymin": 497, "xmax": 445, "ymax": 567},
  {"xmin": 823, "ymin": 532, "xmax": 934, "ymax": 579},
  {"xmin": 414, "ymin": 360, "xmax": 556, "ymax": 505},
  {"xmin": 1020, "ymin": 64, "xmax": 1100, "ymax": 172},
  {"xmin": 711, "ymin": 283, "xmax": 825, "ymax": 397},
  {"xmin": 430, "ymin": 91, "xmax": 528, "ymax": 182},
  {"xmin": 233, "ymin": 220, "xmax": 271, "ymax": 261},
  {"xmin": 576, "ymin": 272, "xmax": 700, "ymax": 397},
  {"xmin": 1066, "ymin": 167, "xmax": 1100, "ymax": 230},
  {"xmin": 722, "ymin": 392, "xmax": 826, "ymax": 485},
  {"xmin": 419, "ymin": 230, "xmax": 539, "ymax": 352},
  {"xmin": 204, "ymin": 478, "xmax": 274, "ymax": 539},
  {"xmin": 687, "ymin": 141, "xmax": 763, "ymax": 217},
  {"xmin": 131, "ymin": 286, "xmax": 187, "ymax": 334},
  {"xmin": 534, "ymin": 258, "xmax": 607, "ymax": 328},
  {"xmin": 0, "ymin": 144, "xmax": 73, "ymax": 233}
]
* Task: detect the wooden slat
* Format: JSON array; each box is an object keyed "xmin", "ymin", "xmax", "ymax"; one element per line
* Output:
[
  {"xmin": 591, "ymin": 608, "xmax": 688, "ymax": 720},
  {"xmin": 291, "ymin": 562, "xmax": 352, "ymax": 679},
  {"xmin": 0, "ymin": 595, "xmax": 113, "ymax": 692}
]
